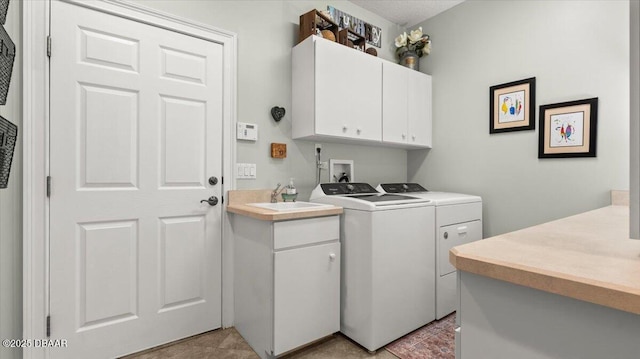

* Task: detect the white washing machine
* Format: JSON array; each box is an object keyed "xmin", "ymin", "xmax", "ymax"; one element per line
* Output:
[
  {"xmin": 310, "ymin": 183, "xmax": 435, "ymax": 352},
  {"xmin": 377, "ymin": 183, "xmax": 482, "ymax": 319}
]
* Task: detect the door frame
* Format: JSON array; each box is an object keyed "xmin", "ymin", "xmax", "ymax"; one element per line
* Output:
[{"xmin": 23, "ymin": 1, "xmax": 237, "ymax": 358}]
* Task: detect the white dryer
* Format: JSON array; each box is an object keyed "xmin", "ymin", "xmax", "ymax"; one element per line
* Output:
[
  {"xmin": 310, "ymin": 183, "xmax": 435, "ymax": 352},
  {"xmin": 377, "ymin": 183, "xmax": 482, "ymax": 319}
]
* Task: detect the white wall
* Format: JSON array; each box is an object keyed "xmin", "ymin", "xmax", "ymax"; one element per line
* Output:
[
  {"xmin": 3, "ymin": 1, "xmax": 630, "ymax": 354},
  {"xmin": 630, "ymin": 0, "xmax": 639, "ymax": 239},
  {"xmin": 408, "ymin": 0, "xmax": 630, "ymax": 237},
  {"xmin": 129, "ymin": 0, "xmax": 407, "ymax": 199},
  {"xmin": 0, "ymin": 1, "xmax": 22, "ymax": 358}
]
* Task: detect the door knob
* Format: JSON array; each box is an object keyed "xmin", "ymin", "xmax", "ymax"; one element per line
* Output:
[
  {"xmin": 200, "ymin": 196, "xmax": 218, "ymax": 206},
  {"xmin": 208, "ymin": 176, "xmax": 218, "ymax": 185}
]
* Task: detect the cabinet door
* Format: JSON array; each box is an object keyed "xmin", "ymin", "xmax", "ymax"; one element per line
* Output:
[
  {"xmin": 407, "ymin": 72, "xmax": 432, "ymax": 147},
  {"xmin": 273, "ymin": 242, "xmax": 340, "ymax": 355},
  {"xmin": 315, "ymin": 39, "xmax": 382, "ymax": 141},
  {"xmin": 382, "ymin": 62, "xmax": 409, "ymax": 144}
]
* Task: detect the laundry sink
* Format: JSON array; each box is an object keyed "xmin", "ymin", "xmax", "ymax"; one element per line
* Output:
[{"xmin": 247, "ymin": 201, "xmax": 333, "ymax": 212}]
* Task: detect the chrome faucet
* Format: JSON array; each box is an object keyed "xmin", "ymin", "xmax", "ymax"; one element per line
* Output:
[{"xmin": 271, "ymin": 183, "xmax": 284, "ymax": 203}]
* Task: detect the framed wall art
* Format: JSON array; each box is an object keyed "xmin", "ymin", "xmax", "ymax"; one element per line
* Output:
[
  {"xmin": 327, "ymin": 5, "xmax": 381, "ymax": 48},
  {"xmin": 538, "ymin": 97, "xmax": 598, "ymax": 158},
  {"xmin": 364, "ymin": 23, "xmax": 382, "ymax": 48},
  {"xmin": 489, "ymin": 77, "xmax": 536, "ymax": 133}
]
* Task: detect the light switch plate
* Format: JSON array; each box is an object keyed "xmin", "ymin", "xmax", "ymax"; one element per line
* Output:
[{"xmin": 236, "ymin": 163, "xmax": 256, "ymax": 179}]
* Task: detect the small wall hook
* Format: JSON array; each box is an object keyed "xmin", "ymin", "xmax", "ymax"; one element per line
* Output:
[{"xmin": 271, "ymin": 106, "xmax": 286, "ymax": 122}]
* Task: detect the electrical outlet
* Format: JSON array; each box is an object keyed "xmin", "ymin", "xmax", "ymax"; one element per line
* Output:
[
  {"xmin": 315, "ymin": 143, "xmax": 322, "ymax": 153},
  {"xmin": 320, "ymin": 161, "xmax": 329, "ymax": 170}
]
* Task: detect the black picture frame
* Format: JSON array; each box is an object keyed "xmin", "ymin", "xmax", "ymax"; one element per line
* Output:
[
  {"xmin": 489, "ymin": 77, "xmax": 536, "ymax": 133},
  {"xmin": 538, "ymin": 98, "xmax": 598, "ymax": 158}
]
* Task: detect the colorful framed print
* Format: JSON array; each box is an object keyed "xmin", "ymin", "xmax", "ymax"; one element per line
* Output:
[
  {"xmin": 490, "ymin": 77, "xmax": 536, "ymax": 133},
  {"xmin": 538, "ymin": 98, "xmax": 598, "ymax": 158}
]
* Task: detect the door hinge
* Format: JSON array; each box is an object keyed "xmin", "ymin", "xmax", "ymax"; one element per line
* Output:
[
  {"xmin": 46, "ymin": 176, "xmax": 51, "ymax": 197},
  {"xmin": 46, "ymin": 315, "xmax": 51, "ymax": 337},
  {"xmin": 221, "ymin": 176, "xmax": 224, "ymax": 184},
  {"xmin": 222, "ymin": 195, "xmax": 224, "ymax": 204},
  {"xmin": 46, "ymin": 35, "xmax": 51, "ymax": 58}
]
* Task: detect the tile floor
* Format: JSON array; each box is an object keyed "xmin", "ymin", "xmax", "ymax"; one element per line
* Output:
[
  {"xmin": 121, "ymin": 328, "xmax": 258, "ymax": 359},
  {"xmin": 122, "ymin": 329, "xmax": 396, "ymax": 359},
  {"xmin": 122, "ymin": 314, "xmax": 456, "ymax": 359}
]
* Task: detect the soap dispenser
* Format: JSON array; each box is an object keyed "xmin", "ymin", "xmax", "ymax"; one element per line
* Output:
[{"xmin": 282, "ymin": 178, "xmax": 298, "ymax": 202}]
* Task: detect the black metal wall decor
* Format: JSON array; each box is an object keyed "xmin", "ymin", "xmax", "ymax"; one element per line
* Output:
[
  {"xmin": 0, "ymin": 0, "xmax": 16, "ymax": 189},
  {"xmin": 271, "ymin": 106, "xmax": 286, "ymax": 122},
  {"xmin": 0, "ymin": 23, "xmax": 14, "ymax": 105},
  {"xmin": 0, "ymin": 115, "xmax": 17, "ymax": 188},
  {"xmin": 0, "ymin": 0, "xmax": 9, "ymax": 25}
]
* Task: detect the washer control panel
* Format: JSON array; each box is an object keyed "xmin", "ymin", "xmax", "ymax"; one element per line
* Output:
[
  {"xmin": 379, "ymin": 183, "xmax": 428, "ymax": 193},
  {"xmin": 321, "ymin": 182, "xmax": 378, "ymax": 195}
]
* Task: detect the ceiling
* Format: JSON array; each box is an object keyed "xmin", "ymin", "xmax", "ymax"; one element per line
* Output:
[{"xmin": 349, "ymin": 0, "xmax": 465, "ymax": 27}]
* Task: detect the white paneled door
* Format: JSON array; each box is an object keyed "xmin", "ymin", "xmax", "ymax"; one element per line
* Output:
[{"xmin": 49, "ymin": 1, "xmax": 223, "ymax": 358}]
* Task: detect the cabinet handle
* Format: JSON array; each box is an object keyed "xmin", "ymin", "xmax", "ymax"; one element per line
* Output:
[
  {"xmin": 457, "ymin": 226, "xmax": 468, "ymax": 237},
  {"xmin": 356, "ymin": 128, "xmax": 362, "ymax": 135},
  {"xmin": 342, "ymin": 125, "xmax": 348, "ymax": 131},
  {"xmin": 329, "ymin": 253, "xmax": 336, "ymax": 261},
  {"xmin": 412, "ymin": 134, "xmax": 416, "ymax": 141},
  {"xmin": 402, "ymin": 133, "xmax": 406, "ymax": 139}
]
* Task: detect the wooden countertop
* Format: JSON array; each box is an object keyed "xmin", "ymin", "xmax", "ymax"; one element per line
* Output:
[
  {"xmin": 226, "ymin": 189, "xmax": 343, "ymax": 221},
  {"xmin": 450, "ymin": 204, "xmax": 640, "ymax": 315}
]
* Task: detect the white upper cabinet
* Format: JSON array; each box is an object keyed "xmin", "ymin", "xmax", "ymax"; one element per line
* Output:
[
  {"xmin": 383, "ymin": 62, "xmax": 432, "ymax": 148},
  {"xmin": 315, "ymin": 38, "xmax": 382, "ymax": 141},
  {"xmin": 292, "ymin": 35, "xmax": 432, "ymax": 149},
  {"xmin": 382, "ymin": 63, "xmax": 410, "ymax": 143},
  {"xmin": 407, "ymin": 69, "xmax": 432, "ymax": 148},
  {"xmin": 293, "ymin": 36, "xmax": 382, "ymax": 143}
]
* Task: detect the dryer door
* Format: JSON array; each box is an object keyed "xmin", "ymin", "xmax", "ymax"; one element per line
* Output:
[{"xmin": 439, "ymin": 220, "xmax": 482, "ymax": 276}]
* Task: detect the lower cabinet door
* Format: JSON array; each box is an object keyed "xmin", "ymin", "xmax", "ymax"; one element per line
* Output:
[{"xmin": 273, "ymin": 242, "xmax": 340, "ymax": 355}]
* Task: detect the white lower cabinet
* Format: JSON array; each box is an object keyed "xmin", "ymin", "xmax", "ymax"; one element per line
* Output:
[
  {"xmin": 456, "ymin": 271, "xmax": 640, "ymax": 359},
  {"xmin": 234, "ymin": 215, "xmax": 340, "ymax": 358},
  {"xmin": 274, "ymin": 242, "xmax": 340, "ymax": 354}
]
